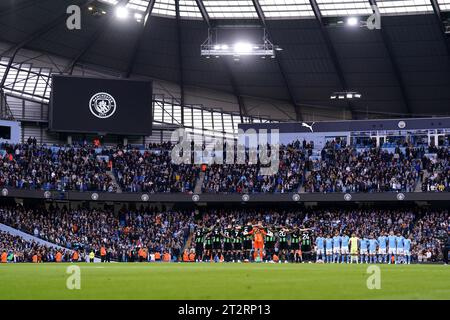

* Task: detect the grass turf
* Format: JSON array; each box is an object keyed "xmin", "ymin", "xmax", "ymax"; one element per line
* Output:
[{"xmin": 0, "ymin": 263, "xmax": 449, "ymax": 300}]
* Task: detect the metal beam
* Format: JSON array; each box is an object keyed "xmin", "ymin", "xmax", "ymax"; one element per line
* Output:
[
  {"xmin": 65, "ymin": 0, "xmax": 129, "ymax": 75},
  {"xmin": 175, "ymin": 0, "xmax": 185, "ymax": 125},
  {"xmin": 369, "ymin": 0, "xmax": 411, "ymax": 115},
  {"xmin": 224, "ymin": 59, "xmax": 247, "ymax": 122},
  {"xmin": 195, "ymin": 0, "xmax": 211, "ymax": 27},
  {"xmin": 124, "ymin": 0, "xmax": 156, "ymax": 77},
  {"xmin": 430, "ymin": 0, "xmax": 450, "ymax": 57},
  {"xmin": 1, "ymin": 0, "xmax": 93, "ymax": 88},
  {"xmin": 0, "ymin": 0, "xmax": 52, "ymax": 18},
  {"xmin": 195, "ymin": 0, "xmax": 246, "ymax": 121},
  {"xmin": 309, "ymin": 0, "xmax": 356, "ymax": 119},
  {"xmin": 251, "ymin": 0, "xmax": 302, "ymax": 121}
]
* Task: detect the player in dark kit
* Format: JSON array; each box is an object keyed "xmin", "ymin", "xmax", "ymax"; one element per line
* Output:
[
  {"xmin": 300, "ymin": 227, "xmax": 314, "ymax": 262},
  {"xmin": 242, "ymin": 223, "xmax": 253, "ymax": 261},
  {"xmin": 232, "ymin": 226, "xmax": 243, "ymax": 262},
  {"xmin": 210, "ymin": 222, "xmax": 224, "ymax": 260},
  {"xmin": 203, "ymin": 234, "xmax": 213, "ymax": 262},
  {"xmin": 278, "ymin": 227, "xmax": 289, "ymax": 262},
  {"xmin": 223, "ymin": 225, "xmax": 234, "ymax": 262},
  {"xmin": 290, "ymin": 227, "xmax": 302, "ymax": 263},
  {"xmin": 194, "ymin": 223, "xmax": 206, "ymax": 262},
  {"xmin": 264, "ymin": 228, "xmax": 276, "ymax": 262}
]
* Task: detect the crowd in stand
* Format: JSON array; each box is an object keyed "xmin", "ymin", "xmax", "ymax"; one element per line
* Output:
[
  {"xmin": 0, "ymin": 205, "xmax": 448, "ymax": 263},
  {"xmin": 0, "ymin": 230, "xmax": 71, "ymax": 263},
  {"xmin": 201, "ymin": 141, "xmax": 310, "ymax": 193},
  {"xmin": 304, "ymin": 142, "xmax": 423, "ymax": 193},
  {"xmin": 111, "ymin": 142, "xmax": 198, "ymax": 193},
  {"xmin": 0, "ymin": 141, "xmax": 197, "ymax": 193},
  {"xmin": 0, "ymin": 139, "xmax": 448, "ymax": 194},
  {"xmin": 0, "ymin": 142, "xmax": 114, "ymax": 192},
  {"xmin": 421, "ymin": 145, "xmax": 450, "ymax": 192},
  {"xmin": 0, "ymin": 205, "xmax": 193, "ymax": 262},
  {"xmin": 201, "ymin": 140, "xmax": 449, "ymax": 194}
]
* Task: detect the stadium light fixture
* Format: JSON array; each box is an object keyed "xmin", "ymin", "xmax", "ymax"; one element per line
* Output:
[
  {"xmin": 330, "ymin": 91, "xmax": 362, "ymax": 100},
  {"xmin": 134, "ymin": 13, "xmax": 143, "ymax": 22},
  {"xmin": 115, "ymin": 6, "xmax": 129, "ymax": 19},
  {"xmin": 234, "ymin": 42, "xmax": 253, "ymax": 55},
  {"xmin": 347, "ymin": 17, "xmax": 359, "ymax": 26},
  {"xmin": 201, "ymin": 28, "xmax": 278, "ymax": 58}
]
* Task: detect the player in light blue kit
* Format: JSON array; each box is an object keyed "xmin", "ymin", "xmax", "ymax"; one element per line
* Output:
[
  {"xmin": 396, "ymin": 232, "xmax": 405, "ymax": 264},
  {"xmin": 378, "ymin": 232, "xmax": 388, "ymax": 263},
  {"xmin": 315, "ymin": 234, "xmax": 325, "ymax": 262},
  {"xmin": 403, "ymin": 235, "xmax": 412, "ymax": 264},
  {"xmin": 359, "ymin": 237, "xmax": 369, "ymax": 263},
  {"xmin": 388, "ymin": 231, "xmax": 397, "ymax": 264},
  {"xmin": 340, "ymin": 233, "xmax": 350, "ymax": 263},
  {"xmin": 332, "ymin": 232, "xmax": 341, "ymax": 263},
  {"xmin": 325, "ymin": 235, "xmax": 333, "ymax": 263},
  {"xmin": 368, "ymin": 234, "xmax": 378, "ymax": 264}
]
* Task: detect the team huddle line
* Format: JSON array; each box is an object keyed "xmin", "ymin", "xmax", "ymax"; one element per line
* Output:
[{"xmin": 192, "ymin": 222, "xmax": 412, "ymax": 264}]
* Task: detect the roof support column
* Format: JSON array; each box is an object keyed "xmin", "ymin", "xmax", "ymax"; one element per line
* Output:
[
  {"xmin": 251, "ymin": 0, "xmax": 303, "ymax": 121},
  {"xmin": 65, "ymin": 0, "xmax": 129, "ymax": 75},
  {"xmin": 430, "ymin": 0, "xmax": 450, "ymax": 59},
  {"xmin": 195, "ymin": 0, "xmax": 247, "ymax": 122},
  {"xmin": 1, "ymin": 0, "xmax": 94, "ymax": 88},
  {"xmin": 124, "ymin": 0, "xmax": 155, "ymax": 78},
  {"xmin": 309, "ymin": 0, "xmax": 356, "ymax": 119},
  {"xmin": 369, "ymin": 0, "xmax": 411, "ymax": 116},
  {"xmin": 175, "ymin": 0, "xmax": 185, "ymax": 125}
]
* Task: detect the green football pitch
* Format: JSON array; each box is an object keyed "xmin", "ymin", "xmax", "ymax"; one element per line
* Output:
[{"xmin": 0, "ymin": 263, "xmax": 449, "ymax": 300}]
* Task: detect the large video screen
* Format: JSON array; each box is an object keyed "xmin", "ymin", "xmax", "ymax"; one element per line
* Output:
[{"xmin": 49, "ymin": 75, "xmax": 152, "ymax": 135}]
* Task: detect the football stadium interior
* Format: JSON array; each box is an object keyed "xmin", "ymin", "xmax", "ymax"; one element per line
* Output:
[{"xmin": 0, "ymin": 0, "xmax": 449, "ymax": 301}]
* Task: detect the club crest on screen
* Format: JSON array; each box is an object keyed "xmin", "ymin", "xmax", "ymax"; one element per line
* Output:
[{"xmin": 89, "ymin": 92, "xmax": 117, "ymax": 119}]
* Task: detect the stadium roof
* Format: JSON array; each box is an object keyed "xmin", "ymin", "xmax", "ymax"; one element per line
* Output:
[{"xmin": 1, "ymin": 0, "xmax": 450, "ymax": 120}]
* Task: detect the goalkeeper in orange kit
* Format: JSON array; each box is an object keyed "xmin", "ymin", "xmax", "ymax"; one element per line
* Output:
[{"xmin": 247, "ymin": 222, "xmax": 267, "ymax": 262}]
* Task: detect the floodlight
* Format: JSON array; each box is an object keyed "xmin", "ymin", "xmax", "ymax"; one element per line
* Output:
[
  {"xmin": 201, "ymin": 28, "xmax": 277, "ymax": 58},
  {"xmin": 116, "ymin": 6, "xmax": 129, "ymax": 19},
  {"xmin": 330, "ymin": 91, "xmax": 362, "ymax": 100},
  {"xmin": 347, "ymin": 17, "xmax": 358, "ymax": 26},
  {"xmin": 234, "ymin": 42, "xmax": 253, "ymax": 54}
]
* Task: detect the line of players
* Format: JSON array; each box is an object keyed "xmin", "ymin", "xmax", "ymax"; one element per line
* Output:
[
  {"xmin": 193, "ymin": 221, "xmax": 315, "ymax": 263},
  {"xmin": 315, "ymin": 231, "xmax": 413, "ymax": 264},
  {"xmin": 194, "ymin": 221, "xmax": 412, "ymax": 264}
]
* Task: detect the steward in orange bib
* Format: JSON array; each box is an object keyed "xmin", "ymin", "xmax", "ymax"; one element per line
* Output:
[
  {"xmin": 100, "ymin": 247, "xmax": 106, "ymax": 262},
  {"xmin": 162, "ymin": 252, "xmax": 171, "ymax": 262},
  {"xmin": 183, "ymin": 250, "xmax": 189, "ymax": 262},
  {"xmin": 154, "ymin": 252, "xmax": 161, "ymax": 261},
  {"xmin": 1, "ymin": 251, "xmax": 7, "ymax": 263},
  {"xmin": 55, "ymin": 251, "xmax": 63, "ymax": 262},
  {"xmin": 72, "ymin": 251, "xmax": 79, "ymax": 262}
]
